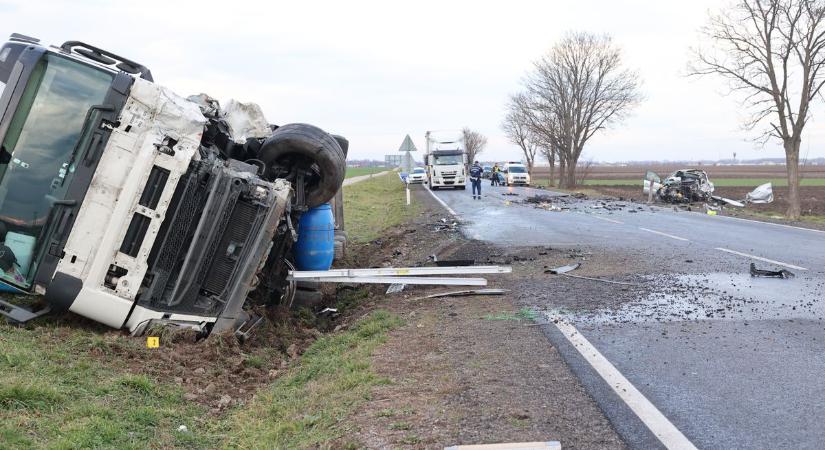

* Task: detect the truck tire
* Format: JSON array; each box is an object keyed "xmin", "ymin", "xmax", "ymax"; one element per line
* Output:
[
  {"xmin": 292, "ymin": 283, "xmax": 324, "ymax": 308},
  {"xmin": 259, "ymin": 123, "xmax": 346, "ymax": 208},
  {"xmin": 331, "ymin": 134, "xmax": 349, "ymax": 158}
]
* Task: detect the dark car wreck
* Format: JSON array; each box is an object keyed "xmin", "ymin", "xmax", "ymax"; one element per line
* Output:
[
  {"xmin": 0, "ymin": 34, "xmax": 346, "ymax": 337},
  {"xmin": 644, "ymin": 169, "xmax": 715, "ymax": 204}
]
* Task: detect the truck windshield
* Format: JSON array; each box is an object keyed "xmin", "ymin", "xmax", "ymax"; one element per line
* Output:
[
  {"xmin": 434, "ymin": 154, "xmax": 463, "ymax": 165},
  {"xmin": 0, "ymin": 54, "xmax": 112, "ymax": 288}
]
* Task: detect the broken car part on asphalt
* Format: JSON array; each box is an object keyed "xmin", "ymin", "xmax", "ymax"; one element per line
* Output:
[
  {"xmin": 749, "ymin": 263, "xmax": 795, "ymax": 279},
  {"xmin": 0, "ymin": 35, "xmax": 348, "ymax": 337},
  {"xmin": 545, "ymin": 263, "xmax": 638, "ymax": 286},
  {"xmin": 420, "ymin": 288, "xmax": 509, "ymax": 299},
  {"xmin": 545, "ymin": 263, "xmax": 581, "ymax": 274}
]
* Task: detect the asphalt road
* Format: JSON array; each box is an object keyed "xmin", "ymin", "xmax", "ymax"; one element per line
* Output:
[{"xmin": 424, "ymin": 182, "xmax": 825, "ymax": 450}]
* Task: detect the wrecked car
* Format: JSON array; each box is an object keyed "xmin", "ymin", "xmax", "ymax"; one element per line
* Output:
[
  {"xmin": 0, "ymin": 34, "xmax": 346, "ymax": 337},
  {"xmin": 643, "ymin": 169, "xmax": 714, "ymax": 203}
]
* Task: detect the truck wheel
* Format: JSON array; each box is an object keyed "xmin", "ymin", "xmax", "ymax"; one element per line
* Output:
[
  {"xmin": 259, "ymin": 123, "xmax": 346, "ymax": 207},
  {"xmin": 331, "ymin": 134, "xmax": 349, "ymax": 158}
]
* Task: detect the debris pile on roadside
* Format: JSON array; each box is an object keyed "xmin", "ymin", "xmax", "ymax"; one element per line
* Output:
[{"xmin": 432, "ymin": 217, "xmax": 460, "ymax": 232}]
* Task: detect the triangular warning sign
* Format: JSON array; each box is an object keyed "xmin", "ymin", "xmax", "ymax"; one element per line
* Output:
[{"xmin": 397, "ymin": 134, "xmax": 418, "ymax": 152}]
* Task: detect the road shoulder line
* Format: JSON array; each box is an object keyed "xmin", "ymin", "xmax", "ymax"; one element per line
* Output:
[
  {"xmin": 639, "ymin": 227, "xmax": 689, "ymax": 241},
  {"xmin": 715, "ymin": 247, "xmax": 809, "ymax": 271},
  {"xmin": 553, "ymin": 319, "xmax": 698, "ymax": 450},
  {"xmin": 696, "ymin": 211, "xmax": 825, "ymax": 234},
  {"xmin": 425, "ymin": 187, "xmax": 458, "ymax": 216},
  {"xmin": 591, "ymin": 215, "xmax": 624, "ymax": 224}
]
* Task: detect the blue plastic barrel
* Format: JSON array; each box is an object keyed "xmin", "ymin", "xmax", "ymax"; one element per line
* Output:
[{"xmin": 294, "ymin": 203, "xmax": 335, "ymax": 271}]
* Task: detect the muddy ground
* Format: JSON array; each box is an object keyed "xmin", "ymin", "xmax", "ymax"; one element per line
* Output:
[{"xmin": 340, "ymin": 191, "xmax": 626, "ymax": 449}]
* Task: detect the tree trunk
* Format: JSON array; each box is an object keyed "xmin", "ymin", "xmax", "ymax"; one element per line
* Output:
[
  {"xmin": 565, "ymin": 157, "xmax": 577, "ymax": 188},
  {"xmin": 785, "ymin": 139, "xmax": 802, "ymax": 220},
  {"xmin": 548, "ymin": 151, "xmax": 556, "ymax": 187},
  {"xmin": 558, "ymin": 157, "xmax": 567, "ymax": 188}
]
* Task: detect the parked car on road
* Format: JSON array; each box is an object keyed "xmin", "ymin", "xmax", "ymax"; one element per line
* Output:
[
  {"xmin": 503, "ymin": 162, "xmax": 531, "ymax": 186},
  {"xmin": 408, "ymin": 167, "xmax": 427, "ymax": 184},
  {"xmin": 482, "ymin": 165, "xmax": 492, "ymax": 179}
]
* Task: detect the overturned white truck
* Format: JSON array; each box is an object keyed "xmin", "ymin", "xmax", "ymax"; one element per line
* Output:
[{"xmin": 0, "ymin": 34, "xmax": 346, "ymax": 336}]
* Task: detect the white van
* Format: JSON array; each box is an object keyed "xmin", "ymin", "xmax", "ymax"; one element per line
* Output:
[{"xmin": 503, "ymin": 162, "xmax": 530, "ymax": 186}]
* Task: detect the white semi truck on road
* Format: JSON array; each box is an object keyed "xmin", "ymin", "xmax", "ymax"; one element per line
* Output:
[{"xmin": 424, "ymin": 130, "xmax": 466, "ymax": 190}]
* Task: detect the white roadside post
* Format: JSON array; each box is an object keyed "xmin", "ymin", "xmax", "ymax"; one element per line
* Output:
[{"xmin": 406, "ymin": 178, "xmax": 411, "ymax": 205}]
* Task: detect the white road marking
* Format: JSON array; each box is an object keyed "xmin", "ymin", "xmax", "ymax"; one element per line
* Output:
[
  {"xmin": 715, "ymin": 247, "xmax": 809, "ymax": 271},
  {"xmin": 426, "ymin": 187, "xmax": 458, "ymax": 217},
  {"xmin": 699, "ymin": 211, "xmax": 825, "ymax": 234},
  {"xmin": 553, "ymin": 318, "xmax": 698, "ymax": 450},
  {"xmin": 591, "ymin": 215, "xmax": 624, "ymax": 224},
  {"xmin": 639, "ymin": 227, "xmax": 689, "ymax": 242}
]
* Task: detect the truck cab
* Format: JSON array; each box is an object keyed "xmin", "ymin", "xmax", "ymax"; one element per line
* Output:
[
  {"xmin": 424, "ymin": 139, "xmax": 466, "ymax": 190},
  {"xmin": 0, "ymin": 34, "xmax": 346, "ymax": 336}
]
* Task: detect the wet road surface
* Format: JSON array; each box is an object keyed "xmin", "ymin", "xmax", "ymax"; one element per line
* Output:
[{"xmin": 424, "ymin": 183, "xmax": 825, "ymax": 449}]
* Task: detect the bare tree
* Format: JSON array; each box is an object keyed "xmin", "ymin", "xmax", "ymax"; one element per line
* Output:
[
  {"xmin": 575, "ymin": 157, "xmax": 595, "ymax": 185},
  {"xmin": 502, "ymin": 93, "xmax": 539, "ymax": 175},
  {"xmin": 462, "ymin": 127, "xmax": 488, "ymax": 163},
  {"xmin": 690, "ymin": 0, "xmax": 825, "ymax": 219},
  {"xmin": 522, "ymin": 32, "xmax": 642, "ymax": 188},
  {"xmin": 541, "ymin": 146, "xmax": 557, "ymax": 186}
]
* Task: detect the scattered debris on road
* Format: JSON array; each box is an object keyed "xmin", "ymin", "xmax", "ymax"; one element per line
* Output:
[
  {"xmin": 419, "ymin": 288, "xmax": 509, "ymax": 299},
  {"xmin": 749, "ymin": 263, "xmax": 795, "ymax": 279},
  {"xmin": 711, "ymin": 195, "xmax": 745, "ymax": 207},
  {"xmin": 545, "ymin": 262, "xmax": 639, "ymax": 286},
  {"xmin": 386, "ymin": 283, "xmax": 406, "ymax": 294},
  {"xmin": 561, "ymin": 273, "xmax": 640, "ymax": 286},
  {"xmin": 433, "ymin": 217, "xmax": 460, "ymax": 232},
  {"xmin": 545, "ymin": 263, "xmax": 581, "ymax": 274},
  {"xmin": 436, "ymin": 259, "xmax": 475, "ymax": 266}
]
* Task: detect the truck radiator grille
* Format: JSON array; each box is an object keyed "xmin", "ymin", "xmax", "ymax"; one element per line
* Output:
[{"xmin": 201, "ymin": 200, "xmax": 258, "ymax": 295}]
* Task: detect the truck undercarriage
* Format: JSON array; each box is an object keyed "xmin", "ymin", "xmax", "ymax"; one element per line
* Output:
[{"xmin": 0, "ymin": 34, "xmax": 346, "ymax": 337}]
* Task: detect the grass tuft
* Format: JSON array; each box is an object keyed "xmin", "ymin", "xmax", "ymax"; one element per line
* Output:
[
  {"xmin": 484, "ymin": 307, "xmax": 538, "ymax": 322},
  {"xmin": 0, "ymin": 384, "xmax": 63, "ymax": 411},
  {"xmin": 118, "ymin": 374, "xmax": 156, "ymax": 395}
]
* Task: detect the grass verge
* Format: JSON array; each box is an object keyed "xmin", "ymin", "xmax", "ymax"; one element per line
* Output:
[
  {"xmin": 0, "ymin": 321, "xmax": 214, "ymax": 449},
  {"xmin": 227, "ymin": 310, "xmax": 402, "ymax": 448},
  {"xmin": 344, "ymin": 172, "xmax": 420, "ymax": 243},
  {"xmin": 345, "ymin": 167, "xmax": 387, "ymax": 178}
]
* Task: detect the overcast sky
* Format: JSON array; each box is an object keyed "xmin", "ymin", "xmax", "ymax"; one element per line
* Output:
[{"xmin": 3, "ymin": 0, "xmax": 825, "ymax": 163}]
